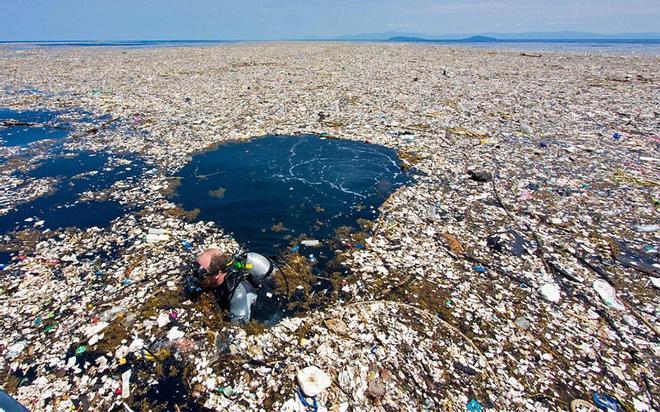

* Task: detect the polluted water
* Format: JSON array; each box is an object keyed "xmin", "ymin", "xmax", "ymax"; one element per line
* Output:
[
  {"xmin": 173, "ymin": 135, "xmax": 410, "ymax": 323},
  {"xmin": 0, "ymin": 152, "xmax": 144, "ymax": 234},
  {"xmin": 0, "ymin": 107, "xmax": 145, "ymax": 252},
  {"xmin": 0, "ymin": 107, "xmax": 103, "ymax": 147},
  {"xmin": 3, "ymin": 42, "xmax": 658, "ymax": 411},
  {"xmin": 173, "ymin": 134, "xmax": 409, "ymax": 256}
]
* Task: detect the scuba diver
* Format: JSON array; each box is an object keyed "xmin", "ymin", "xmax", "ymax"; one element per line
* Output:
[{"xmin": 183, "ymin": 247, "xmax": 280, "ymax": 324}]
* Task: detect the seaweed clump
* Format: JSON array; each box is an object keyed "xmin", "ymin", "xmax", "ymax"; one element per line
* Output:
[{"xmin": 397, "ymin": 149, "xmax": 424, "ymax": 172}]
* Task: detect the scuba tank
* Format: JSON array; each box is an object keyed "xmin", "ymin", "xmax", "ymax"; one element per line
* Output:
[
  {"xmin": 244, "ymin": 252, "xmax": 276, "ymax": 286},
  {"xmin": 224, "ymin": 251, "xmax": 277, "ymax": 323}
]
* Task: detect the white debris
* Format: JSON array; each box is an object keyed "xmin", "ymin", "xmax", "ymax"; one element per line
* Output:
[
  {"xmin": 121, "ymin": 369, "xmax": 132, "ymax": 399},
  {"xmin": 593, "ymin": 280, "xmax": 625, "ymax": 310},
  {"xmin": 157, "ymin": 312, "xmax": 171, "ymax": 328},
  {"xmin": 297, "ymin": 366, "xmax": 332, "ymax": 397},
  {"xmin": 167, "ymin": 326, "xmax": 185, "ymax": 341},
  {"xmin": 539, "ymin": 283, "xmax": 561, "ymax": 303}
]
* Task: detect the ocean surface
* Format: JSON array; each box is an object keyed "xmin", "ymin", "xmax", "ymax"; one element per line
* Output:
[
  {"xmin": 0, "ymin": 39, "xmax": 658, "ymax": 55},
  {"xmin": 173, "ymin": 135, "xmax": 408, "ymax": 258},
  {"xmin": 0, "ymin": 108, "xmax": 144, "ymax": 236}
]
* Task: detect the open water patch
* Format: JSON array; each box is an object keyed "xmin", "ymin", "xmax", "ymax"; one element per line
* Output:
[
  {"xmin": 0, "ymin": 250, "xmax": 12, "ymax": 267},
  {"xmin": 0, "ymin": 152, "xmax": 144, "ymax": 234},
  {"xmin": 0, "ymin": 107, "xmax": 102, "ymax": 147},
  {"xmin": 173, "ymin": 134, "xmax": 409, "ymax": 260}
]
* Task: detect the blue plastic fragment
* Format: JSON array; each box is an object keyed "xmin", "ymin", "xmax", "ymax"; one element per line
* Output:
[
  {"xmin": 296, "ymin": 388, "xmax": 318, "ymax": 411},
  {"xmin": 290, "ymin": 244, "xmax": 300, "ymax": 252},
  {"xmin": 121, "ymin": 279, "xmax": 134, "ymax": 286},
  {"xmin": 643, "ymin": 245, "xmax": 657, "ymax": 253},
  {"xmin": 354, "ymin": 243, "xmax": 365, "ymax": 249},
  {"xmin": 181, "ymin": 240, "xmax": 193, "ymax": 250},
  {"xmin": 467, "ymin": 399, "xmax": 483, "ymax": 412},
  {"xmin": 612, "ymin": 132, "xmax": 622, "ymax": 140},
  {"xmin": 592, "ymin": 392, "xmax": 621, "ymax": 411},
  {"xmin": 472, "ymin": 265, "xmax": 486, "ymax": 273}
]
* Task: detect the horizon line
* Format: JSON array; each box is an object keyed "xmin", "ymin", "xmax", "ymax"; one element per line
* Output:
[{"xmin": 2, "ymin": 36, "xmax": 660, "ymax": 43}]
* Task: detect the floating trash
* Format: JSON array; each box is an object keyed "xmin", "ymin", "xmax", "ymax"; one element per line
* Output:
[
  {"xmin": 0, "ymin": 108, "xmax": 88, "ymax": 147},
  {"xmin": 0, "ymin": 152, "xmax": 144, "ymax": 234}
]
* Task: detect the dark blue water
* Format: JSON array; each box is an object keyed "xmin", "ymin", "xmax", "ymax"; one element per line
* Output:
[
  {"xmin": 0, "ymin": 152, "xmax": 143, "ymax": 234},
  {"xmin": 1, "ymin": 108, "xmax": 68, "ymax": 146},
  {"xmin": 174, "ymin": 135, "xmax": 408, "ymax": 257},
  {"xmin": 0, "ymin": 108, "xmax": 61, "ymax": 124},
  {"xmin": 1, "ymin": 108, "xmax": 143, "ymax": 235},
  {"xmin": 2, "ymin": 126, "xmax": 69, "ymax": 147},
  {"xmin": 0, "ymin": 108, "xmax": 97, "ymax": 147},
  {"xmin": 0, "ymin": 251, "xmax": 12, "ymax": 267}
]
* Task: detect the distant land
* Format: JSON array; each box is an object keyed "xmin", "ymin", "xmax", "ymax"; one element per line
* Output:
[
  {"xmin": 389, "ymin": 35, "xmax": 498, "ymax": 43},
  {"xmin": 331, "ymin": 31, "xmax": 660, "ymax": 41}
]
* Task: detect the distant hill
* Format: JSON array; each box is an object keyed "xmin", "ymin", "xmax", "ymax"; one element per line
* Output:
[
  {"xmin": 460, "ymin": 35, "xmax": 498, "ymax": 42},
  {"xmin": 389, "ymin": 35, "xmax": 499, "ymax": 43},
  {"xmin": 334, "ymin": 31, "xmax": 660, "ymax": 41}
]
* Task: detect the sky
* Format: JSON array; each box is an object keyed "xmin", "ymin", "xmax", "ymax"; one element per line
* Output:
[{"xmin": 0, "ymin": 0, "xmax": 658, "ymax": 41}]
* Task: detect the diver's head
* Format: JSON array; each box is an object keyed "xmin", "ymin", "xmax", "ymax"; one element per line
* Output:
[{"xmin": 195, "ymin": 248, "xmax": 229, "ymax": 289}]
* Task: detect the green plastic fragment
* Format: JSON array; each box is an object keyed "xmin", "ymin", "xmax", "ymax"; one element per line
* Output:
[
  {"xmin": 75, "ymin": 345, "xmax": 87, "ymax": 355},
  {"xmin": 43, "ymin": 324, "xmax": 57, "ymax": 333},
  {"xmin": 217, "ymin": 386, "xmax": 239, "ymax": 399}
]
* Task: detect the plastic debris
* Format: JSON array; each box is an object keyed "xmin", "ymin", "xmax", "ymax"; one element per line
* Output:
[
  {"xmin": 539, "ymin": 283, "xmax": 561, "ymax": 303},
  {"xmin": 167, "ymin": 326, "xmax": 185, "ymax": 341},
  {"xmin": 157, "ymin": 312, "xmax": 170, "ymax": 328},
  {"xmin": 468, "ymin": 170, "xmax": 493, "ymax": 182},
  {"xmin": 121, "ymin": 369, "xmax": 132, "ymax": 399},
  {"xmin": 218, "ymin": 386, "xmax": 239, "ymax": 399},
  {"xmin": 651, "ymin": 277, "xmax": 660, "ymax": 289},
  {"xmin": 633, "ymin": 224, "xmax": 660, "ymax": 232},
  {"xmin": 467, "ymin": 399, "xmax": 483, "ymax": 412},
  {"xmin": 297, "ymin": 366, "xmax": 331, "ymax": 397},
  {"xmin": 146, "ymin": 233, "xmax": 170, "ymax": 242},
  {"xmin": 592, "ymin": 392, "xmax": 621, "ymax": 411},
  {"xmin": 0, "ymin": 42, "xmax": 657, "ymax": 412},
  {"xmin": 472, "ymin": 265, "xmax": 487, "ymax": 273},
  {"xmin": 592, "ymin": 280, "xmax": 625, "ymax": 310},
  {"xmin": 7, "ymin": 341, "xmax": 27, "ymax": 359}
]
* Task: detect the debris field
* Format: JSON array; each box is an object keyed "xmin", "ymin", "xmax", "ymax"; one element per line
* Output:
[{"xmin": 0, "ymin": 42, "xmax": 658, "ymax": 411}]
